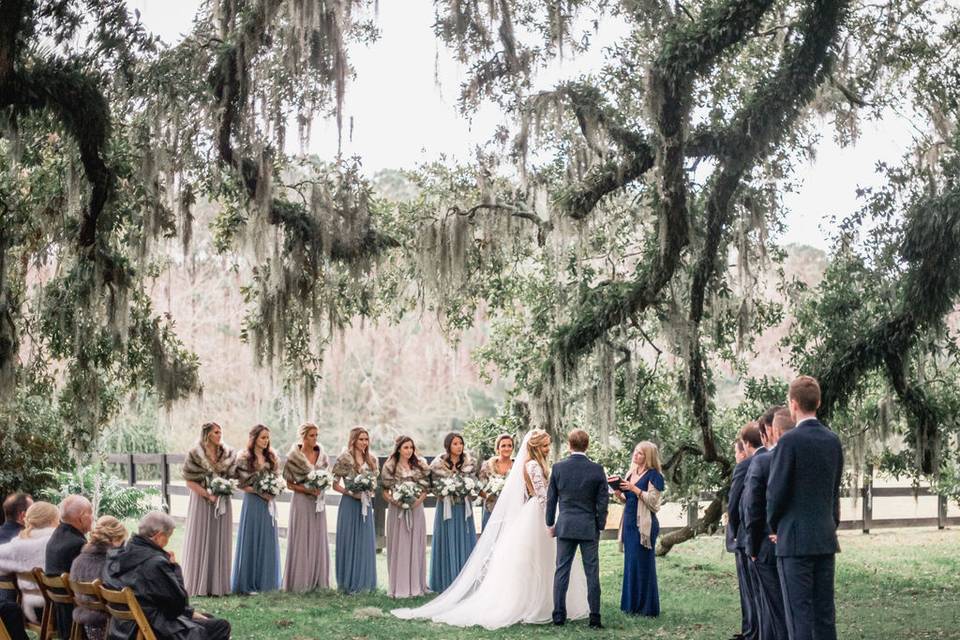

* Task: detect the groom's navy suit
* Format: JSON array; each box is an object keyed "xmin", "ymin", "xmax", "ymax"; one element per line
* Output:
[
  {"xmin": 767, "ymin": 418, "xmax": 843, "ymax": 640},
  {"xmin": 546, "ymin": 452, "xmax": 608, "ymax": 624}
]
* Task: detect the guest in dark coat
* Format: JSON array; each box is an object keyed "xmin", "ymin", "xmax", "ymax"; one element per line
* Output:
[
  {"xmin": 728, "ymin": 423, "xmax": 761, "ymax": 640},
  {"xmin": 0, "ymin": 494, "xmax": 32, "ymax": 545},
  {"xmin": 767, "ymin": 376, "xmax": 843, "ymax": 640},
  {"xmin": 0, "ymin": 600, "xmax": 29, "ymax": 640},
  {"xmin": 70, "ymin": 516, "xmax": 129, "ymax": 640},
  {"xmin": 1, "ymin": 493, "xmax": 33, "ymax": 604},
  {"xmin": 103, "ymin": 512, "xmax": 230, "ymax": 640},
  {"xmin": 46, "ymin": 494, "xmax": 93, "ymax": 639},
  {"xmin": 745, "ymin": 409, "xmax": 792, "ymax": 640}
]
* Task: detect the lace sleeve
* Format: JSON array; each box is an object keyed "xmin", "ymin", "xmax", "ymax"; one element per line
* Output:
[{"xmin": 525, "ymin": 460, "xmax": 548, "ymax": 506}]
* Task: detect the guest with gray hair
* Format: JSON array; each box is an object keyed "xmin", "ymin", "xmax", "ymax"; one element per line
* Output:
[
  {"xmin": 46, "ymin": 494, "xmax": 93, "ymax": 639},
  {"xmin": 104, "ymin": 511, "xmax": 230, "ymax": 640}
]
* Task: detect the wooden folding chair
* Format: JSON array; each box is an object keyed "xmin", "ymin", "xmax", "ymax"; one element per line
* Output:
[
  {"xmin": 68, "ymin": 578, "xmax": 107, "ymax": 640},
  {"xmin": 97, "ymin": 584, "xmax": 156, "ymax": 640},
  {"xmin": 34, "ymin": 570, "xmax": 82, "ymax": 640},
  {"xmin": 15, "ymin": 570, "xmax": 47, "ymax": 639}
]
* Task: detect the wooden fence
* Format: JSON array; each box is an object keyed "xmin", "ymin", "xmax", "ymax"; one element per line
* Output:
[{"xmin": 106, "ymin": 453, "xmax": 957, "ymax": 550}]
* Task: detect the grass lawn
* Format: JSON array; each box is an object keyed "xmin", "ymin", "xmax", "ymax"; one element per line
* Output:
[{"xmin": 188, "ymin": 528, "xmax": 960, "ymax": 639}]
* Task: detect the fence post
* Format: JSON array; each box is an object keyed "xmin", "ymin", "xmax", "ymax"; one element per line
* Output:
[
  {"xmin": 862, "ymin": 464, "xmax": 873, "ymax": 534},
  {"xmin": 127, "ymin": 454, "xmax": 137, "ymax": 487},
  {"xmin": 160, "ymin": 454, "xmax": 171, "ymax": 511},
  {"xmin": 686, "ymin": 499, "xmax": 698, "ymax": 530},
  {"xmin": 938, "ymin": 493, "xmax": 948, "ymax": 530}
]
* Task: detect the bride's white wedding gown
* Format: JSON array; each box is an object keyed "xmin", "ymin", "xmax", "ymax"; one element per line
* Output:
[{"xmin": 393, "ymin": 434, "xmax": 589, "ymax": 629}]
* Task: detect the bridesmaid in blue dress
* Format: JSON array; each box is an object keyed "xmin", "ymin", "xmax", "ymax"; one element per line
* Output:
[
  {"xmin": 617, "ymin": 440, "xmax": 665, "ymax": 616},
  {"xmin": 331, "ymin": 426, "xmax": 379, "ymax": 593},
  {"xmin": 232, "ymin": 424, "xmax": 283, "ymax": 594},
  {"xmin": 428, "ymin": 432, "xmax": 478, "ymax": 593}
]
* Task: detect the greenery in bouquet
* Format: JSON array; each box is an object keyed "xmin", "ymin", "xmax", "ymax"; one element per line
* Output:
[
  {"xmin": 484, "ymin": 475, "xmax": 507, "ymax": 497},
  {"xmin": 344, "ymin": 471, "xmax": 378, "ymax": 494},
  {"xmin": 207, "ymin": 476, "xmax": 238, "ymax": 497},
  {"xmin": 393, "ymin": 481, "xmax": 423, "ymax": 509},
  {"xmin": 304, "ymin": 469, "xmax": 333, "ymax": 493},
  {"xmin": 254, "ymin": 471, "xmax": 285, "ymax": 497}
]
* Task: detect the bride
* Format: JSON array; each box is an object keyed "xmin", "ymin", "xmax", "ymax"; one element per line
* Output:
[{"xmin": 392, "ymin": 429, "xmax": 589, "ymax": 629}]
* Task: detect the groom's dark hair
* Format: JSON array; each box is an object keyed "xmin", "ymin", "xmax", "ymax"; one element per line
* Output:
[{"xmin": 568, "ymin": 429, "xmax": 589, "ymax": 452}]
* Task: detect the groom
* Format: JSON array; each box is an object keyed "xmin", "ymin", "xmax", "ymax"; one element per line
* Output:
[{"xmin": 546, "ymin": 429, "xmax": 609, "ymax": 629}]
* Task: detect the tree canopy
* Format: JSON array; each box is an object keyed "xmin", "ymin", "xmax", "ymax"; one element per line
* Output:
[{"xmin": 2, "ymin": 0, "xmax": 960, "ymax": 549}]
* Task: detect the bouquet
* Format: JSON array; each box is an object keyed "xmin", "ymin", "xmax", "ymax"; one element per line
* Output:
[
  {"xmin": 304, "ymin": 468, "xmax": 333, "ymax": 493},
  {"xmin": 393, "ymin": 481, "xmax": 423, "ymax": 510},
  {"xmin": 254, "ymin": 471, "xmax": 285, "ymax": 497},
  {"xmin": 304, "ymin": 468, "xmax": 333, "ymax": 513},
  {"xmin": 344, "ymin": 471, "xmax": 378, "ymax": 495},
  {"xmin": 437, "ymin": 474, "xmax": 479, "ymax": 521},
  {"xmin": 484, "ymin": 475, "xmax": 507, "ymax": 497},
  {"xmin": 207, "ymin": 476, "xmax": 238, "ymax": 497},
  {"xmin": 207, "ymin": 476, "xmax": 237, "ymax": 517}
]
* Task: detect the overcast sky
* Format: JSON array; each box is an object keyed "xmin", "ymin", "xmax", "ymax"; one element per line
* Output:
[{"xmin": 130, "ymin": 0, "xmax": 917, "ymax": 252}]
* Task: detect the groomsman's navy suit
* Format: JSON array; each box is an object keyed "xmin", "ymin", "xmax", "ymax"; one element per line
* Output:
[
  {"xmin": 728, "ymin": 456, "xmax": 759, "ymax": 640},
  {"xmin": 744, "ymin": 446, "xmax": 787, "ymax": 640},
  {"xmin": 546, "ymin": 452, "xmax": 609, "ymax": 625},
  {"xmin": 767, "ymin": 418, "xmax": 843, "ymax": 640}
]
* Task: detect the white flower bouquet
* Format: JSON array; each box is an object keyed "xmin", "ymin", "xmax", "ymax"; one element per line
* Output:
[
  {"xmin": 484, "ymin": 475, "xmax": 507, "ymax": 497},
  {"xmin": 344, "ymin": 471, "xmax": 378, "ymax": 494},
  {"xmin": 254, "ymin": 471, "xmax": 285, "ymax": 497},
  {"xmin": 207, "ymin": 476, "xmax": 238, "ymax": 497},
  {"xmin": 393, "ymin": 481, "xmax": 423, "ymax": 510},
  {"xmin": 436, "ymin": 476, "xmax": 461, "ymax": 498},
  {"xmin": 304, "ymin": 468, "xmax": 333, "ymax": 492}
]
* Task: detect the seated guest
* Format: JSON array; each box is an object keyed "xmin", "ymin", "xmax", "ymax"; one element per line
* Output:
[
  {"xmin": 0, "ymin": 501, "xmax": 60, "ymax": 625},
  {"xmin": 0, "ymin": 600, "xmax": 29, "ymax": 640},
  {"xmin": 70, "ymin": 516, "xmax": 128, "ymax": 640},
  {"xmin": 0, "ymin": 494, "xmax": 33, "ymax": 545},
  {"xmin": 1, "ymin": 493, "xmax": 33, "ymax": 603},
  {"xmin": 103, "ymin": 512, "xmax": 231, "ymax": 640},
  {"xmin": 46, "ymin": 494, "xmax": 94, "ymax": 639}
]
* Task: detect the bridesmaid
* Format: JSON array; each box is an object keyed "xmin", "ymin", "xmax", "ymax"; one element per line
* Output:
[
  {"xmin": 381, "ymin": 435, "xmax": 431, "ymax": 598},
  {"xmin": 181, "ymin": 422, "xmax": 237, "ymax": 596},
  {"xmin": 428, "ymin": 432, "xmax": 478, "ymax": 593},
  {"xmin": 282, "ymin": 422, "xmax": 331, "ymax": 591},
  {"xmin": 477, "ymin": 433, "xmax": 514, "ymax": 530},
  {"xmin": 232, "ymin": 424, "xmax": 282, "ymax": 594},
  {"xmin": 616, "ymin": 441, "xmax": 665, "ymax": 616},
  {"xmin": 331, "ymin": 426, "xmax": 379, "ymax": 593}
]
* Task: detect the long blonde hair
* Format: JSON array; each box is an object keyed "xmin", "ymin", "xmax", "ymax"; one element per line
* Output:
[
  {"xmin": 20, "ymin": 501, "xmax": 59, "ymax": 539},
  {"xmin": 346, "ymin": 426, "xmax": 377, "ymax": 471},
  {"xmin": 523, "ymin": 429, "xmax": 551, "ymax": 496},
  {"xmin": 629, "ymin": 441, "xmax": 663, "ymax": 477}
]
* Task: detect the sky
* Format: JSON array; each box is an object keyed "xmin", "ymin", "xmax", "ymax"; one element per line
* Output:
[{"xmin": 129, "ymin": 0, "xmax": 917, "ymax": 252}]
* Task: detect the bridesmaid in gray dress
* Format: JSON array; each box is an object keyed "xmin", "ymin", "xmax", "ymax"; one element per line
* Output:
[
  {"xmin": 282, "ymin": 422, "xmax": 331, "ymax": 591},
  {"xmin": 180, "ymin": 422, "xmax": 237, "ymax": 596},
  {"xmin": 381, "ymin": 436, "xmax": 431, "ymax": 598}
]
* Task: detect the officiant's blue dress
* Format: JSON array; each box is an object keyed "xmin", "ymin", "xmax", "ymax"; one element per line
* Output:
[
  {"xmin": 232, "ymin": 493, "xmax": 281, "ymax": 593},
  {"xmin": 429, "ymin": 499, "xmax": 476, "ymax": 592},
  {"xmin": 621, "ymin": 469, "xmax": 664, "ymax": 616}
]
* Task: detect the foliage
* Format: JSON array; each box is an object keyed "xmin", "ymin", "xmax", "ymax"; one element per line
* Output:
[{"xmin": 40, "ymin": 466, "xmax": 162, "ymax": 520}]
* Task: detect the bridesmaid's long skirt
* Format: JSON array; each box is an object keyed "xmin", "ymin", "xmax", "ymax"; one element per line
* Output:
[
  {"xmin": 621, "ymin": 493, "xmax": 660, "ymax": 616},
  {"xmin": 232, "ymin": 493, "xmax": 281, "ymax": 594},
  {"xmin": 283, "ymin": 491, "xmax": 331, "ymax": 592},
  {"xmin": 182, "ymin": 492, "xmax": 233, "ymax": 596},
  {"xmin": 386, "ymin": 503, "xmax": 428, "ymax": 598},
  {"xmin": 429, "ymin": 500, "xmax": 476, "ymax": 593},
  {"xmin": 335, "ymin": 495, "xmax": 377, "ymax": 593},
  {"xmin": 481, "ymin": 507, "xmax": 492, "ymax": 530}
]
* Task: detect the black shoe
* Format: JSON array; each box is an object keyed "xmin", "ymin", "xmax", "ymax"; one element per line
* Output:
[
  {"xmin": 552, "ymin": 612, "xmax": 566, "ymax": 626},
  {"xmin": 589, "ymin": 614, "xmax": 603, "ymax": 629}
]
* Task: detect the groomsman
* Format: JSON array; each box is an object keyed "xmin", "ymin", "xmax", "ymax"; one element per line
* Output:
[
  {"xmin": 727, "ymin": 422, "xmax": 761, "ymax": 640},
  {"xmin": 767, "ymin": 376, "xmax": 843, "ymax": 640},
  {"xmin": 744, "ymin": 408, "xmax": 792, "ymax": 640}
]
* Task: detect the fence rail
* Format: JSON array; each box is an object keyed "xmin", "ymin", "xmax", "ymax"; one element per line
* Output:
[{"xmin": 106, "ymin": 453, "xmax": 957, "ymax": 550}]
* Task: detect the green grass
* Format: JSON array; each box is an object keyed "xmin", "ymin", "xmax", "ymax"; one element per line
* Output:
[{"xmin": 187, "ymin": 528, "xmax": 960, "ymax": 639}]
